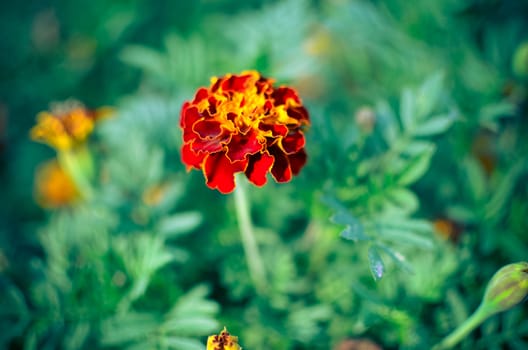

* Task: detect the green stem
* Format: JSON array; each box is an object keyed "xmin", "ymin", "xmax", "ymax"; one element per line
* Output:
[
  {"xmin": 58, "ymin": 146, "xmax": 95, "ymax": 200},
  {"xmin": 432, "ymin": 304, "xmax": 492, "ymax": 350},
  {"xmin": 233, "ymin": 175, "xmax": 267, "ymax": 294}
]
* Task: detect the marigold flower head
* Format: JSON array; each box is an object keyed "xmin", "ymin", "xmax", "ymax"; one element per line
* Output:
[
  {"xmin": 207, "ymin": 327, "xmax": 241, "ymax": 350},
  {"xmin": 180, "ymin": 70, "xmax": 310, "ymax": 194},
  {"xmin": 34, "ymin": 159, "xmax": 79, "ymax": 208},
  {"xmin": 30, "ymin": 100, "xmax": 111, "ymax": 151}
]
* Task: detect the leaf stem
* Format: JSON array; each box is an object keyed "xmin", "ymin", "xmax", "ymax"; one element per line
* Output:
[{"xmin": 233, "ymin": 175, "xmax": 267, "ymax": 295}]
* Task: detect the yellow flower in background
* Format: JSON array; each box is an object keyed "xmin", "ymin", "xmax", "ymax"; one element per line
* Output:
[
  {"xmin": 34, "ymin": 159, "xmax": 79, "ymax": 208},
  {"xmin": 207, "ymin": 327, "xmax": 242, "ymax": 350},
  {"xmin": 30, "ymin": 100, "xmax": 112, "ymax": 150}
]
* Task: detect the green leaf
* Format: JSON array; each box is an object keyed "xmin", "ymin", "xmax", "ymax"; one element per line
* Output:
[
  {"xmin": 101, "ymin": 313, "xmax": 159, "ymax": 346},
  {"xmin": 331, "ymin": 211, "xmax": 361, "ymax": 227},
  {"xmin": 340, "ymin": 225, "xmax": 369, "ymax": 242},
  {"xmin": 402, "ymin": 140, "xmax": 435, "ymax": 156},
  {"xmin": 400, "ymin": 88, "xmax": 415, "ymax": 132},
  {"xmin": 385, "ymin": 187, "xmax": 419, "ymax": 214},
  {"xmin": 376, "ymin": 218, "xmax": 432, "ymax": 233},
  {"xmin": 162, "ymin": 317, "xmax": 218, "ymax": 336},
  {"xmin": 479, "ymin": 101, "xmax": 516, "ymax": 131},
  {"xmin": 377, "ymin": 226, "xmax": 434, "ymax": 249},
  {"xmin": 397, "ymin": 145, "xmax": 435, "ymax": 186},
  {"xmin": 377, "ymin": 244, "xmax": 414, "ymax": 274},
  {"xmin": 162, "ymin": 337, "xmax": 205, "ymax": 350},
  {"xmin": 368, "ymin": 246, "xmax": 385, "ymax": 281},
  {"xmin": 168, "ymin": 285, "xmax": 218, "ymax": 317},
  {"xmin": 376, "ymin": 100, "xmax": 399, "ymax": 144},
  {"xmin": 463, "ymin": 157, "xmax": 488, "ymax": 203},
  {"xmin": 414, "ymin": 72, "xmax": 444, "ymax": 119},
  {"xmin": 412, "ymin": 114, "xmax": 454, "ymax": 136},
  {"xmin": 120, "ymin": 45, "xmax": 167, "ymax": 77},
  {"xmin": 157, "ymin": 211, "xmax": 203, "ymax": 238},
  {"xmin": 332, "ymin": 211, "xmax": 369, "ymax": 242}
]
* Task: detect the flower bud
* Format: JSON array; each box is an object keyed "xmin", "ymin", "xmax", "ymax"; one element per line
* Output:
[
  {"xmin": 481, "ymin": 262, "xmax": 528, "ymax": 314},
  {"xmin": 207, "ymin": 327, "xmax": 242, "ymax": 350}
]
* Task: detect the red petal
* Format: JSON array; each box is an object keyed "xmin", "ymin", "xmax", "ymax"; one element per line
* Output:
[
  {"xmin": 192, "ymin": 88, "xmax": 209, "ymax": 104},
  {"xmin": 221, "ymin": 72, "xmax": 256, "ymax": 92},
  {"xmin": 226, "ymin": 130, "xmax": 263, "ymax": 162},
  {"xmin": 269, "ymin": 146, "xmax": 292, "ymax": 183},
  {"xmin": 259, "ymin": 123, "xmax": 288, "ymax": 137},
  {"xmin": 191, "ymin": 138, "xmax": 224, "ymax": 154},
  {"xmin": 287, "ymin": 105, "xmax": 310, "ymax": 124},
  {"xmin": 182, "ymin": 106, "xmax": 202, "ymax": 142},
  {"xmin": 272, "ymin": 87, "xmax": 301, "ymax": 106},
  {"xmin": 281, "ymin": 132, "xmax": 305, "ymax": 154},
  {"xmin": 245, "ymin": 152, "xmax": 274, "ymax": 187},
  {"xmin": 288, "ymin": 149, "xmax": 307, "ymax": 175},
  {"xmin": 204, "ymin": 153, "xmax": 247, "ymax": 194},
  {"xmin": 181, "ymin": 142, "xmax": 206, "ymax": 170},
  {"xmin": 193, "ymin": 119, "xmax": 223, "ymax": 138}
]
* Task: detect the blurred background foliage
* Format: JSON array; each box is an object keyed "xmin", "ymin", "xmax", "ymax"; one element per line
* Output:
[{"xmin": 1, "ymin": 0, "xmax": 528, "ymax": 349}]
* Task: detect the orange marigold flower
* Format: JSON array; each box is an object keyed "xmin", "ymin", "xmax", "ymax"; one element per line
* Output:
[
  {"xmin": 34, "ymin": 159, "xmax": 79, "ymax": 208},
  {"xmin": 30, "ymin": 100, "xmax": 111, "ymax": 150},
  {"xmin": 180, "ymin": 70, "xmax": 310, "ymax": 194},
  {"xmin": 207, "ymin": 327, "xmax": 241, "ymax": 350}
]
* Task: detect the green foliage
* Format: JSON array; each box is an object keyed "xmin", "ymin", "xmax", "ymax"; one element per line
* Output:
[{"xmin": 2, "ymin": 0, "xmax": 528, "ymax": 349}]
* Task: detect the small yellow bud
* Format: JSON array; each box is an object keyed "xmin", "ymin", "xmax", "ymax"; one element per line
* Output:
[
  {"xmin": 482, "ymin": 262, "xmax": 528, "ymax": 314},
  {"xmin": 206, "ymin": 327, "xmax": 242, "ymax": 350}
]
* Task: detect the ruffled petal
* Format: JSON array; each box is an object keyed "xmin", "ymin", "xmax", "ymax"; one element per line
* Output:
[
  {"xmin": 287, "ymin": 105, "xmax": 310, "ymax": 124},
  {"xmin": 226, "ymin": 130, "xmax": 263, "ymax": 162},
  {"xmin": 269, "ymin": 146, "xmax": 292, "ymax": 183},
  {"xmin": 181, "ymin": 142, "xmax": 206, "ymax": 170},
  {"xmin": 289, "ymin": 148, "xmax": 307, "ymax": 176},
  {"xmin": 245, "ymin": 152, "xmax": 274, "ymax": 187},
  {"xmin": 193, "ymin": 119, "xmax": 223, "ymax": 139},
  {"xmin": 281, "ymin": 132, "xmax": 305, "ymax": 154},
  {"xmin": 204, "ymin": 153, "xmax": 248, "ymax": 194},
  {"xmin": 192, "ymin": 88, "xmax": 209, "ymax": 104},
  {"xmin": 272, "ymin": 87, "xmax": 301, "ymax": 106}
]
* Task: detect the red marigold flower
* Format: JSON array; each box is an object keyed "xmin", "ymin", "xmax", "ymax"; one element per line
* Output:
[{"xmin": 180, "ymin": 70, "xmax": 310, "ymax": 194}]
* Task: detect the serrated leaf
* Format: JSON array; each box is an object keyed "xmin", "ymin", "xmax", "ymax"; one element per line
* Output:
[
  {"xmin": 368, "ymin": 246, "xmax": 385, "ymax": 281},
  {"xmin": 158, "ymin": 212, "xmax": 203, "ymax": 238},
  {"xmin": 397, "ymin": 146, "xmax": 435, "ymax": 186},
  {"xmin": 400, "ymin": 88, "xmax": 415, "ymax": 132},
  {"xmin": 413, "ymin": 114, "xmax": 454, "ymax": 136}
]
